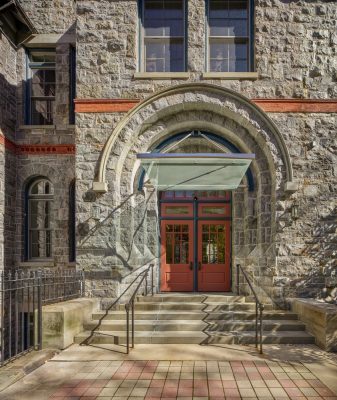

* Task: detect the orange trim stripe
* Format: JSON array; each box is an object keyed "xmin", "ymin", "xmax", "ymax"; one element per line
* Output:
[
  {"xmin": 74, "ymin": 99, "xmax": 140, "ymax": 113},
  {"xmin": 253, "ymin": 99, "xmax": 337, "ymax": 113},
  {"xmin": 0, "ymin": 136, "xmax": 75, "ymax": 155},
  {"xmin": 74, "ymin": 98, "xmax": 337, "ymax": 113}
]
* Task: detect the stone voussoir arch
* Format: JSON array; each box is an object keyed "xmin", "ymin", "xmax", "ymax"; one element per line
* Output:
[{"xmin": 93, "ymin": 83, "xmax": 296, "ymax": 194}]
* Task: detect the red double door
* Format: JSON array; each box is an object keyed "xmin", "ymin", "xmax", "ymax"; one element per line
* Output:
[{"xmin": 160, "ymin": 195, "xmax": 231, "ymax": 292}]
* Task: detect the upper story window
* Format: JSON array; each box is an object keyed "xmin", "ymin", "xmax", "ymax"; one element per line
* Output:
[
  {"xmin": 26, "ymin": 178, "xmax": 53, "ymax": 260},
  {"xmin": 207, "ymin": 0, "xmax": 251, "ymax": 72},
  {"xmin": 26, "ymin": 50, "xmax": 56, "ymax": 125},
  {"xmin": 141, "ymin": 0, "xmax": 186, "ymax": 72}
]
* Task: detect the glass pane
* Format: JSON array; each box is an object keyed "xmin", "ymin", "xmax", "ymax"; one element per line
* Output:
[
  {"xmin": 201, "ymin": 206, "xmax": 226, "ymax": 215},
  {"xmin": 29, "ymin": 51, "xmax": 56, "ymax": 63},
  {"xmin": 31, "ymin": 99, "xmax": 55, "ymax": 125},
  {"xmin": 144, "ymin": 0, "xmax": 184, "ymax": 36},
  {"xmin": 30, "ymin": 180, "xmax": 54, "ymax": 195},
  {"xmin": 145, "ymin": 39, "xmax": 184, "ymax": 72},
  {"xmin": 165, "ymin": 224, "xmax": 189, "ymax": 264},
  {"xmin": 209, "ymin": 0, "xmax": 248, "ymax": 36},
  {"xmin": 30, "ymin": 230, "xmax": 52, "ymax": 258},
  {"xmin": 31, "ymin": 69, "xmax": 55, "ymax": 97},
  {"xmin": 201, "ymin": 224, "xmax": 226, "ymax": 264},
  {"xmin": 165, "ymin": 206, "xmax": 190, "ymax": 215},
  {"xmin": 29, "ymin": 200, "xmax": 51, "ymax": 229},
  {"xmin": 210, "ymin": 39, "xmax": 248, "ymax": 72}
]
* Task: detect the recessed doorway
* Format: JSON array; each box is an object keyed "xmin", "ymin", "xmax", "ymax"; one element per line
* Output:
[{"xmin": 160, "ymin": 191, "xmax": 231, "ymax": 292}]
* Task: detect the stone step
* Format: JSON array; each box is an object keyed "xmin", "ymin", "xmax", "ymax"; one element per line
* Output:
[
  {"xmin": 74, "ymin": 330, "xmax": 315, "ymax": 345},
  {"xmin": 136, "ymin": 294, "xmax": 246, "ymax": 303},
  {"xmin": 92, "ymin": 310, "xmax": 299, "ymax": 321},
  {"xmin": 83, "ymin": 319, "xmax": 306, "ymax": 332},
  {"xmin": 117, "ymin": 302, "xmax": 273, "ymax": 312}
]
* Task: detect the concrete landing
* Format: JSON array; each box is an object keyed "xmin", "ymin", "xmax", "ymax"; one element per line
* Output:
[{"xmin": 0, "ymin": 344, "xmax": 336, "ymax": 399}]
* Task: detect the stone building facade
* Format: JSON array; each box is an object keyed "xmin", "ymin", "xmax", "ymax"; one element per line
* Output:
[{"xmin": 0, "ymin": 0, "xmax": 336, "ymax": 306}]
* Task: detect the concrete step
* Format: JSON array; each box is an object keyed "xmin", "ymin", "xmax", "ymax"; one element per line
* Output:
[
  {"xmin": 117, "ymin": 302, "xmax": 273, "ymax": 312},
  {"xmin": 84, "ymin": 319, "xmax": 306, "ymax": 332},
  {"xmin": 74, "ymin": 330, "xmax": 315, "ymax": 345},
  {"xmin": 136, "ymin": 294, "xmax": 246, "ymax": 303},
  {"xmin": 92, "ymin": 310, "xmax": 299, "ymax": 321}
]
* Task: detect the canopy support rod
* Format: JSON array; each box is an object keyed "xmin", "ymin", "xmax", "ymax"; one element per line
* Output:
[
  {"xmin": 199, "ymin": 132, "xmax": 229, "ymax": 153},
  {"xmin": 162, "ymin": 133, "xmax": 192, "ymax": 153}
]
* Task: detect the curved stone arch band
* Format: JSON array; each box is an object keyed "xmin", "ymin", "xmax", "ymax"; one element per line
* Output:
[{"xmin": 93, "ymin": 83, "xmax": 296, "ymax": 193}]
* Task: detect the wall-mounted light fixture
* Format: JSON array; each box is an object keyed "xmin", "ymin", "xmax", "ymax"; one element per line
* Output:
[
  {"xmin": 291, "ymin": 200, "xmax": 299, "ymax": 221},
  {"xmin": 91, "ymin": 204, "xmax": 100, "ymax": 221}
]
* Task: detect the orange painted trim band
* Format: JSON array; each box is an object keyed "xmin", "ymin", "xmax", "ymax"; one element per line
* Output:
[
  {"xmin": 252, "ymin": 99, "xmax": 337, "ymax": 113},
  {"xmin": 74, "ymin": 98, "xmax": 337, "ymax": 113},
  {"xmin": 0, "ymin": 136, "xmax": 75, "ymax": 155},
  {"xmin": 74, "ymin": 98, "xmax": 140, "ymax": 113},
  {"xmin": 17, "ymin": 144, "xmax": 75, "ymax": 155}
]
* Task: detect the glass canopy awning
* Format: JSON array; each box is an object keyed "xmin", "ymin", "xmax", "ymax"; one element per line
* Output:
[{"xmin": 137, "ymin": 153, "xmax": 255, "ymax": 191}]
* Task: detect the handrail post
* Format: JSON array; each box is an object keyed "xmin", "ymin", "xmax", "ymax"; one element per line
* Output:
[
  {"xmin": 255, "ymin": 302, "xmax": 258, "ymax": 349},
  {"xmin": 151, "ymin": 264, "xmax": 154, "ymax": 296},
  {"xmin": 131, "ymin": 299, "xmax": 135, "ymax": 349},
  {"xmin": 125, "ymin": 304, "xmax": 130, "ymax": 354},
  {"xmin": 259, "ymin": 304, "xmax": 264, "ymax": 354},
  {"xmin": 236, "ymin": 264, "xmax": 240, "ymax": 295},
  {"xmin": 144, "ymin": 271, "xmax": 148, "ymax": 296}
]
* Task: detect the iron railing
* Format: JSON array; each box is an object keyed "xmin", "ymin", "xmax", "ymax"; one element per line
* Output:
[
  {"xmin": 0, "ymin": 269, "xmax": 85, "ymax": 366},
  {"xmin": 236, "ymin": 264, "xmax": 264, "ymax": 354},
  {"xmin": 125, "ymin": 264, "xmax": 154, "ymax": 354}
]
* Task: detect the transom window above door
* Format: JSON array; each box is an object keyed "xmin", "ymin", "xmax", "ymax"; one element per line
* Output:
[
  {"xmin": 141, "ymin": 0, "xmax": 186, "ymax": 72},
  {"xmin": 207, "ymin": 0, "xmax": 252, "ymax": 72}
]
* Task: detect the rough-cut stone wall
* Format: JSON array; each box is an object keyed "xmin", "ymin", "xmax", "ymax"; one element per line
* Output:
[
  {"xmin": 18, "ymin": 0, "xmax": 76, "ymax": 34},
  {"xmin": 0, "ymin": 34, "xmax": 18, "ymax": 271},
  {"xmin": 76, "ymin": 0, "xmax": 337, "ymax": 99},
  {"xmin": 270, "ymin": 113, "xmax": 337, "ymax": 302}
]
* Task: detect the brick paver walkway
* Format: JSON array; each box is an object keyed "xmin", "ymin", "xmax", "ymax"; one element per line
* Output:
[{"xmin": 49, "ymin": 360, "xmax": 337, "ymax": 400}]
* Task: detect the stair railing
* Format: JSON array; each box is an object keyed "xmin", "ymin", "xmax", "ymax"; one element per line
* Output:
[
  {"xmin": 124, "ymin": 264, "xmax": 155, "ymax": 354},
  {"xmin": 236, "ymin": 264, "xmax": 264, "ymax": 354}
]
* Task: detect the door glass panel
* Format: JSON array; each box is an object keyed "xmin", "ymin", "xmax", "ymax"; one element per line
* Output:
[
  {"xmin": 165, "ymin": 206, "xmax": 190, "ymax": 215},
  {"xmin": 201, "ymin": 206, "xmax": 226, "ymax": 215},
  {"xmin": 202, "ymin": 224, "xmax": 225, "ymax": 264},
  {"xmin": 166, "ymin": 224, "xmax": 189, "ymax": 264}
]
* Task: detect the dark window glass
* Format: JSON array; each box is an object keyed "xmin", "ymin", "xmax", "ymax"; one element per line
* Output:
[
  {"xmin": 27, "ymin": 179, "xmax": 53, "ymax": 259},
  {"xmin": 208, "ymin": 0, "xmax": 250, "ymax": 72},
  {"xmin": 143, "ymin": 0, "xmax": 185, "ymax": 72},
  {"xmin": 27, "ymin": 50, "xmax": 56, "ymax": 125}
]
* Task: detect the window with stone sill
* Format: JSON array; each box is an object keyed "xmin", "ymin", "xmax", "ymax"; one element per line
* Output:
[
  {"xmin": 26, "ymin": 49, "xmax": 56, "ymax": 125},
  {"xmin": 25, "ymin": 178, "xmax": 54, "ymax": 260},
  {"xmin": 140, "ymin": 0, "xmax": 186, "ymax": 72},
  {"xmin": 207, "ymin": 0, "xmax": 253, "ymax": 72}
]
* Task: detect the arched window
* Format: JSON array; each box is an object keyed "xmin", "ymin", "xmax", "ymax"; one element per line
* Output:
[{"xmin": 26, "ymin": 178, "xmax": 54, "ymax": 260}]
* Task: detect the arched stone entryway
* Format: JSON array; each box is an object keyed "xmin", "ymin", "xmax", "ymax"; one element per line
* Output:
[{"xmin": 79, "ymin": 84, "xmax": 296, "ymax": 303}]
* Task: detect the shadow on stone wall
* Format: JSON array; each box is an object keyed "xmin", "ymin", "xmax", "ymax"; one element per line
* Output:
[{"xmin": 77, "ymin": 188, "xmax": 157, "ymax": 279}]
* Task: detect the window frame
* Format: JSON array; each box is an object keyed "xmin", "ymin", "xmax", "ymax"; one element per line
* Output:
[
  {"xmin": 25, "ymin": 178, "xmax": 54, "ymax": 261},
  {"xmin": 139, "ymin": 0, "xmax": 187, "ymax": 73},
  {"xmin": 205, "ymin": 0, "xmax": 254, "ymax": 73},
  {"xmin": 25, "ymin": 48, "xmax": 56, "ymax": 125}
]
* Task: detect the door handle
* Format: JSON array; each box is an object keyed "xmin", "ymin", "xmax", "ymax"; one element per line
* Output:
[
  {"xmin": 198, "ymin": 262, "xmax": 202, "ymax": 271},
  {"xmin": 189, "ymin": 261, "xmax": 193, "ymax": 270}
]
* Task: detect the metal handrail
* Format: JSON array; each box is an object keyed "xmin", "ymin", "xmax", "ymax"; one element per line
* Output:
[
  {"xmin": 236, "ymin": 264, "xmax": 264, "ymax": 354},
  {"xmin": 124, "ymin": 264, "xmax": 154, "ymax": 354}
]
